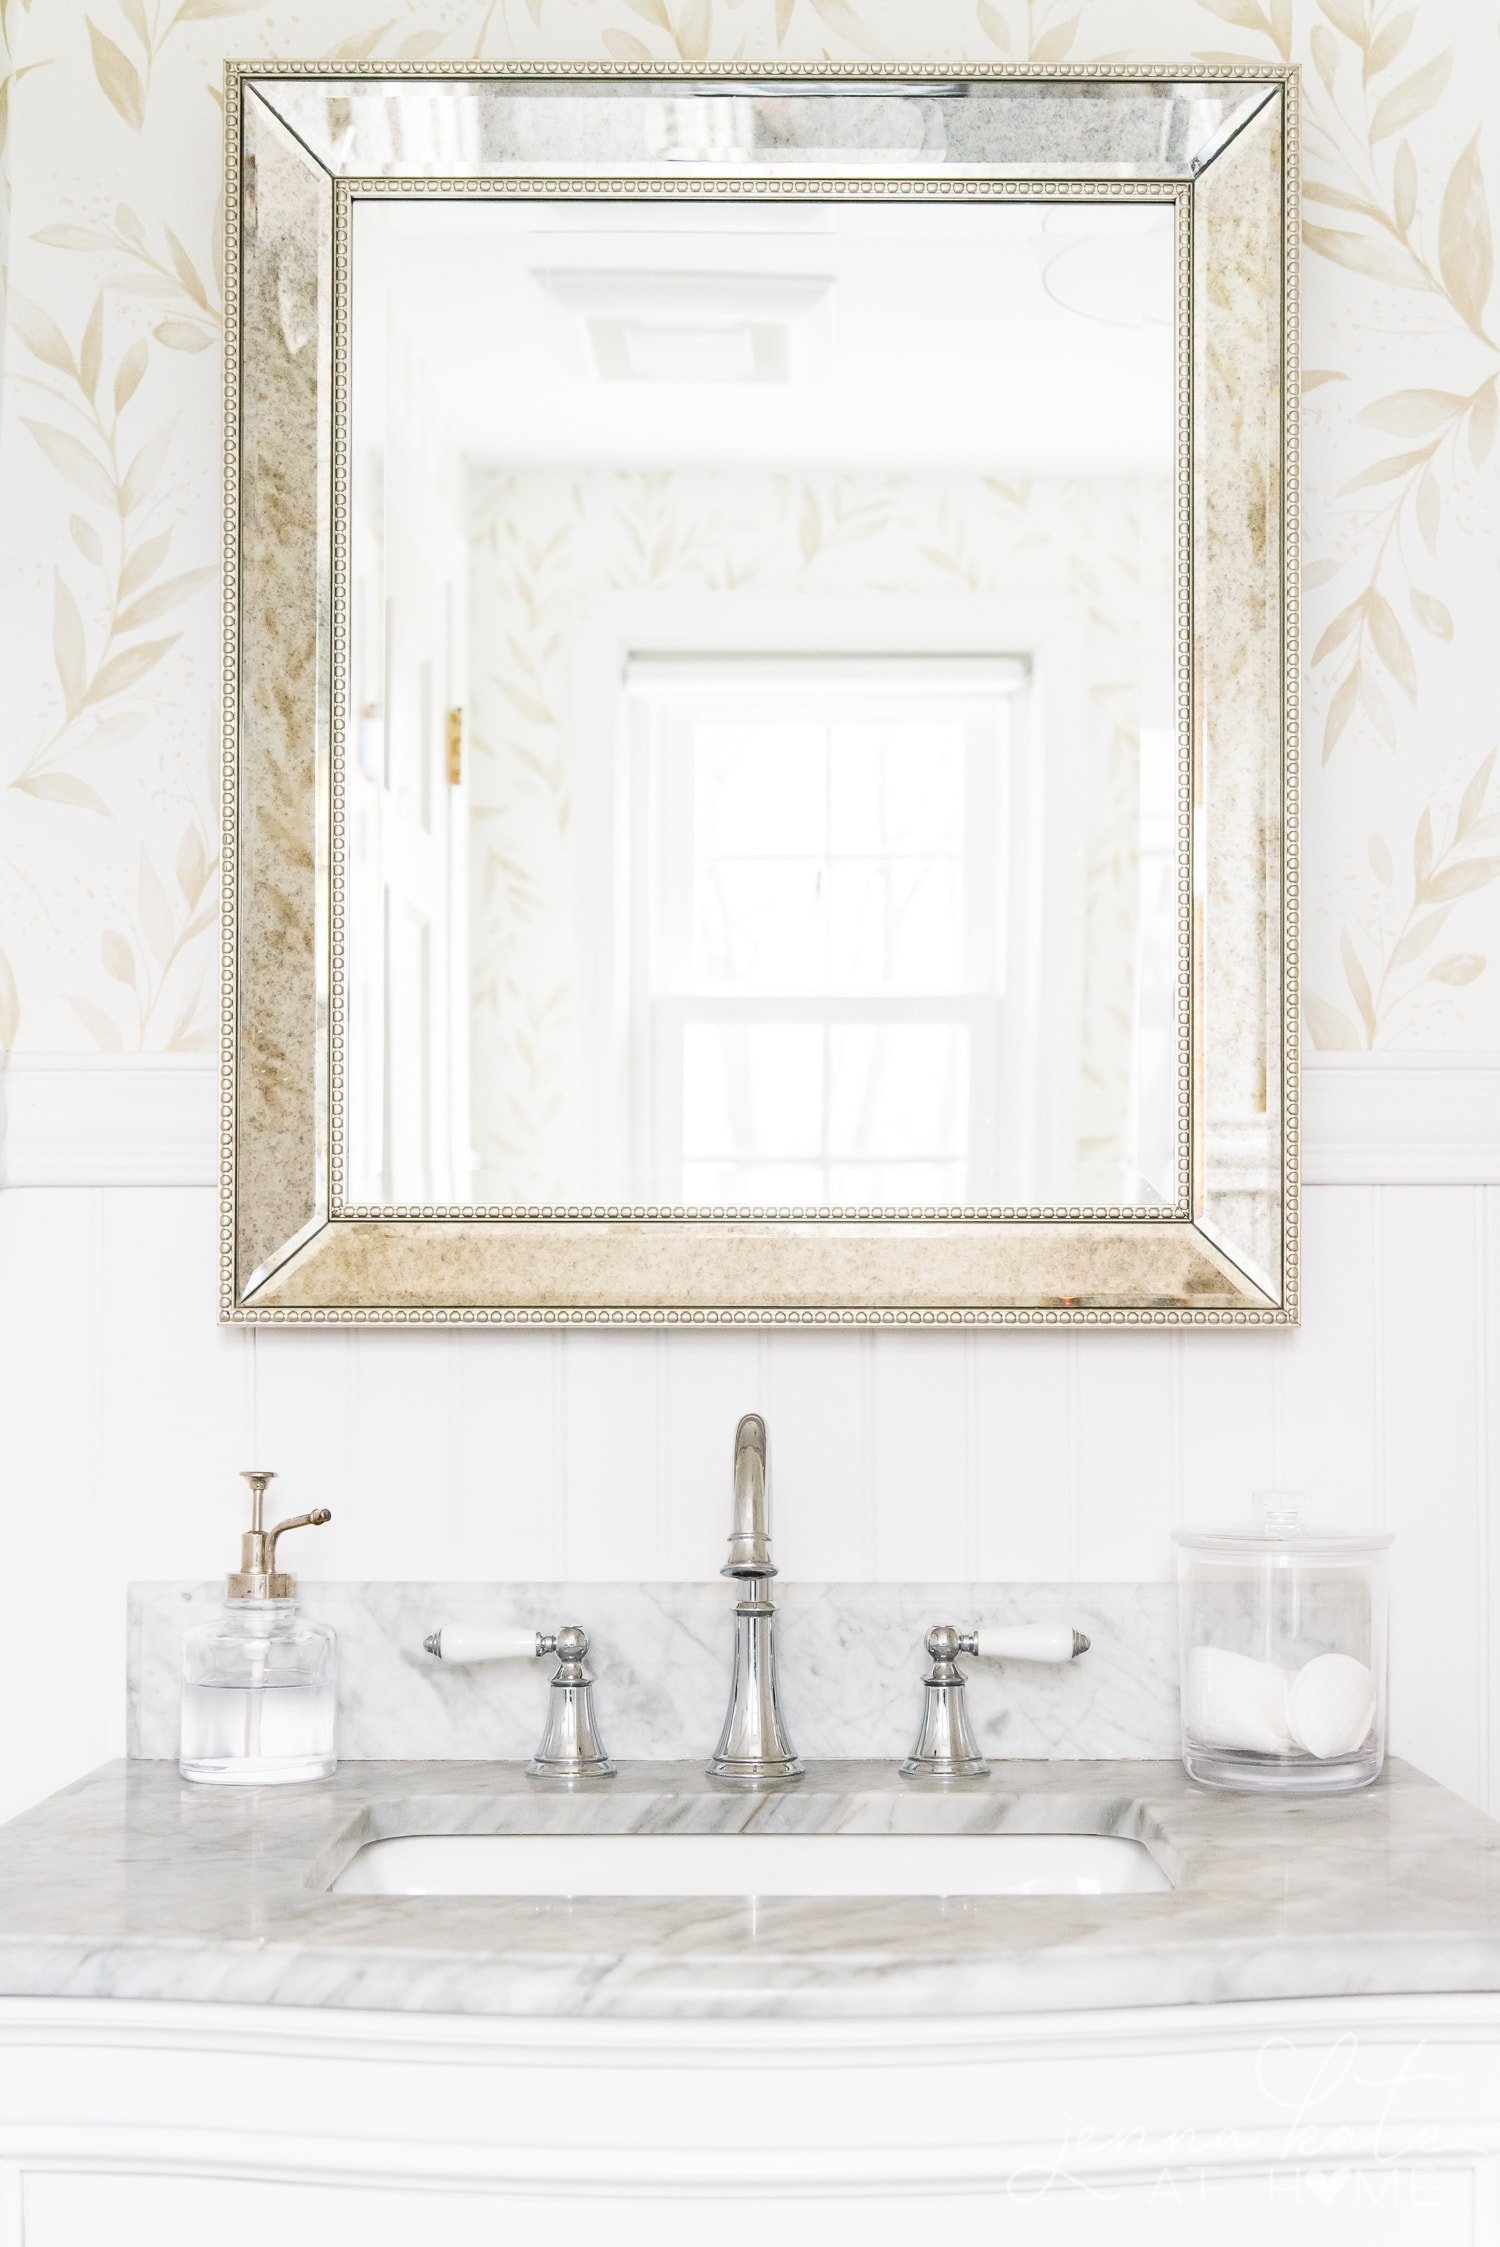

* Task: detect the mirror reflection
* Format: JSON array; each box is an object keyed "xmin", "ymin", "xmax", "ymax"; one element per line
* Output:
[{"xmin": 345, "ymin": 198, "xmax": 1177, "ymax": 1211}]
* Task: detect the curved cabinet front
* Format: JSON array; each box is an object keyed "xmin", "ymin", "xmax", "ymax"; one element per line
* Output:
[{"xmin": 2, "ymin": 1993, "xmax": 1496, "ymax": 2244}]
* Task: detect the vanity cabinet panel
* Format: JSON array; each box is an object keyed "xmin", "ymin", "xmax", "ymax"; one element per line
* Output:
[
  {"xmin": 19, "ymin": 2168, "xmax": 1478, "ymax": 2247},
  {"xmin": 2, "ymin": 1996, "xmax": 1496, "ymax": 2246}
]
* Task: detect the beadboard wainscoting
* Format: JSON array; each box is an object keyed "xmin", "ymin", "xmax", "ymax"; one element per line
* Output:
[{"xmin": 0, "ymin": 1056, "xmax": 1496, "ymax": 1829}]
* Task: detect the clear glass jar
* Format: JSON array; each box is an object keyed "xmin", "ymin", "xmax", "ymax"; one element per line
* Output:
[
  {"xmin": 180, "ymin": 1598, "xmax": 337, "ymax": 1785},
  {"xmin": 1173, "ymin": 1493, "xmax": 1390, "ymax": 1794}
]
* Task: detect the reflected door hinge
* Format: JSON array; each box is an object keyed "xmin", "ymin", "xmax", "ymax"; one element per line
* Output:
[{"xmin": 445, "ymin": 706, "xmax": 463, "ymax": 787}]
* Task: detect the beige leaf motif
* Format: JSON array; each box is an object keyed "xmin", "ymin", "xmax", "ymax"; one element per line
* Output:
[
  {"xmin": 14, "ymin": 771, "xmax": 110, "ymax": 816},
  {"xmin": 677, "ymin": 0, "xmax": 712, "ymax": 62},
  {"xmin": 1438, "ymin": 133, "xmax": 1492, "ymax": 333},
  {"xmin": 327, "ymin": 24, "xmax": 394, "ymax": 62},
  {"xmin": 1469, "ymin": 380, "xmax": 1498, "ymax": 469},
  {"xmin": 1423, "ymin": 858, "xmax": 1500, "ymax": 903},
  {"xmin": 114, "ymin": 335, "xmax": 147, "ymax": 413},
  {"xmin": 1414, "ymin": 807, "xmax": 1434, "ymax": 884},
  {"xmin": 624, "ymin": 0, "xmax": 672, "ymax": 26},
  {"xmin": 1304, "ymin": 994, "xmax": 1363, "ymax": 1051},
  {"xmin": 1311, "ymin": 596, "xmax": 1361, "ymax": 667},
  {"xmin": 88, "ymin": 634, "xmax": 181, "ymax": 704},
  {"xmin": 602, "ymin": 27, "xmax": 653, "ymax": 59},
  {"xmin": 1309, "ymin": 23, "xmax": 1338, "ymax": 95},
  {"xmin": 1458, "ymin": 751, "xmax": 1495, "ymax": 837},
  {"xmin": 78, "ymin": 298, "xmax": 104, "ymax": 401},
  {"xmin": 22, "ymin": 420, "xmax": 115, "ymax": 509},
  {"xmin": 68, "ymin": 996, "xmax": 124, "ymax": 1052},
  {"xmin": 1369, "ymin": 51, "xmax": 1452, "ymax": 144},
  {"xmin": 1429, "ymin": 955, "xmax": 1485, "ymax": 985},
  {"xmin": 120, "ymin": 530, "xmax": 172, "ymax": 600},
  {"xmin": 1387, "ymin": 907, "xmax": 1449, "ymax": 975},
  {"xmin": 86, "ymin": 17, "xmax": 145, "ymax": 131},
  {"xmin": 1365, "ymin": 8, "xmax": 1415, "ymax": 77},
  {"xmin": 69, "ymin": 515, "xmax": 103, "ymax": 566},
  {"xmin": 1410, "ymin": 588, "xmax": 1454, "ymax": 641},
  {"xmin": 1369, "ymin": 833, "xmax": 1395, "ymax": 885},
  {"xmin": 175, "ymin": 0, "xmax": 265, "ymax": 17},
  {"xmin": 977, "ymin": 0, "xmax": 1010, "ymax": 49},
  {"xmin": 101, "ymin": 930, "xmax": 135, "ymax": 987},
  {"xmin": 1393, "ymin": 142, "xmax": 1418, "ymax": 236},
  {"xmin": 120, "ymin": 421, "xmax": 174, "ymax": 515},
  {"xmin": 1317, "ymin": 0, "xmax": 1365, "ymax": 42},
  {"xmin": 1301, "ymin": 181, "xmax": 1385, "ymax": 224},
  {"xmin": 1355, "ymin": 388, "xmax": 1466, "ymax": 436},
  {"xmin": 1031, "ymin": 14, "xmax": 1079, "ymax": 62},
  {"xmin": 32, "ymin": 225, "xmax": 114, "ymax": 251},
  {"xmin": 52, "ymin": 572, "xmax": 86, "ymax": 717},
  {"xmin": 1302, "ymin": 222, "xmax": 1430, "ymax": 294},
  {"xmin": 1339, "ymin": 444, "xmax": 1435, "ymax": 497},
  {"xmin": 11, "ymin": 292, "xmax": 75, "ymax": 376},
  {"xmin": 152, "ymin": 320, "xmax": 211, "ymax": 354},
  {"xmin": 1322, "ymin": 665, "xmax": 1358, "ymax": 763},
  {"xmin": 1416, "ymin": 464, "xmax": 1441, "ymax": 551},
  {"xmin": 115, "ymin": 567, "xmax": 213, "ymax": 634},
  {"xmin": 162, "ymin": 227, "xmax": 211, "ymax": 314}
]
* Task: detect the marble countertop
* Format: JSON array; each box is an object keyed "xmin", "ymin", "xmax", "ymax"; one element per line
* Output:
[{"xmin": 1, "ymin": 1757, "xmax": 1499, "ymax": 2021}]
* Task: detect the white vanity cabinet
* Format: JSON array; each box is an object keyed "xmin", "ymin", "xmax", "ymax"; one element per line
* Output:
[{"xmin": 3, "ymin": 1993, "xmax": 1499, "ymax": 2246}]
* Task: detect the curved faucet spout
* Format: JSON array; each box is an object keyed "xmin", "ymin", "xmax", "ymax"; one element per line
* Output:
[
  {"xmin": 708, "ymin": 1412, "xmax": 803, "ymax": 1786},
  {"xmin": 724, "ymin": 1411, "xmax": 773, "ymax": 1579}
]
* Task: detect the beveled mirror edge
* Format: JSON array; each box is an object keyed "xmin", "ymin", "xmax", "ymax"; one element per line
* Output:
[{"xmin": 221, "ymin": 60, "xmax": 1299, "ymax": 1329}]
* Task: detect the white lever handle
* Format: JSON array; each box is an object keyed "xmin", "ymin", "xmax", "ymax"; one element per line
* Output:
[
  {"xmin": 974, "ymin": 1623, "xmax": 1087, "ymax": 1665},
  {"xmin": 424, "ymin": 1624, "xmax": 541, "ymax": 1664}
]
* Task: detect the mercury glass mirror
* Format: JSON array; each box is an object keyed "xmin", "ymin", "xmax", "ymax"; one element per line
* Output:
[{"xmin": 223, "ymin": 63, "xmax": 1297, "ymax": 1327}]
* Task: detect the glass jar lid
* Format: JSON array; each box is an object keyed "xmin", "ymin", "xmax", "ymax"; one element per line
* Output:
[{"xmin": 1171, "ymin": 1489, "xmax": 1394, "ymax": 1559}]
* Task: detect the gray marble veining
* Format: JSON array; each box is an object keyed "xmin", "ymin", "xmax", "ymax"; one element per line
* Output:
[
  {"xmin": 129, "ymin": 1581, "xmax": 1179, "ymax": 1763},
  {"xmin": 2, "ymin": 1757, "xmax": 1500, "ymax": 2021}
]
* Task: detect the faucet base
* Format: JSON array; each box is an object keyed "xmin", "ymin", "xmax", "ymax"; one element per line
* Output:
[
  {"xmin": 528, "ymin": 1752, "xmax": 617, "ymax": 1782},
  {"xmin": 899, "ymin": 1752, "xmax": 989, "ymax": 1782},
  {"xmin": 706, "ymin": 1753, "xmax": 805, "ymax": 1788}
]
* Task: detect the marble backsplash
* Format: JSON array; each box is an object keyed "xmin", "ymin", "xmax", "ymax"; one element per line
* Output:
[{"xmin": 129, "ymin": 1583, "xmax": 1178, "ymax": 1763}]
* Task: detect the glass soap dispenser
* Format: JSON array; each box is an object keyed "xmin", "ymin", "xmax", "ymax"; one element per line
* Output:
[
  {"xmin": 180, "ymin": 1471, "xmax": 337, "ymax": 1786},
  {"xmin": 1173, "ymin": 1491, "xmax": 1391, "ymax": 1795}
]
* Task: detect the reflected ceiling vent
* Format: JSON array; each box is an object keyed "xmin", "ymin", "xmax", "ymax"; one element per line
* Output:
[{"xmin": 532, "ymin": 269, "xmax": 833, "ymax": 383}]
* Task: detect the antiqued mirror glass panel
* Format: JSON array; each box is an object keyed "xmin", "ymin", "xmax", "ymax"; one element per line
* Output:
[
  {"xmin": 224, "ymin": 67, "xmax": 1296, "ymax": 1324},
  {"xmin": 344, "ymin": 197, "xmax": 1178, "ymax": 1213}
]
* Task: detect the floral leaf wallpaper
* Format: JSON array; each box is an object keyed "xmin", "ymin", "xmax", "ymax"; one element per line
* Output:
[{"xmin": 1, "ymin": 0, "xmax": 1497, "ymax": 1058}]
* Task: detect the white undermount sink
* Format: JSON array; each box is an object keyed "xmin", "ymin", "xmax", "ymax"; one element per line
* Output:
[{"xmin": 330, "ymin": 1830, "xmax": 1170, "ymax": 1899}]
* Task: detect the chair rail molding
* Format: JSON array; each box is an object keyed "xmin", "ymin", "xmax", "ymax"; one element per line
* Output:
[{"xmin": 0, "ymin": 1051, "xmax": 1496, "ymax": 1189}]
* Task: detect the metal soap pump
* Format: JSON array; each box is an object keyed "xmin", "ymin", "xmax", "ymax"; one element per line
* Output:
[{"xmin": 179, "ymin": 1471, "xmax": 338, "ymax": 1787}]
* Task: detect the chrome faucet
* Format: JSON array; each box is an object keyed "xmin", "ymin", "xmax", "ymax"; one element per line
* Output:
[{"xmin": 706, "ymin": 1414, "xmax": 804, "ymax": 1787}]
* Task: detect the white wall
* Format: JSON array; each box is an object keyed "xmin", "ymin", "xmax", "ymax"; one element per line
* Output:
[{"xmin": 1, "ymin": 1056, "xmax": 1496, "ymax": 1828}]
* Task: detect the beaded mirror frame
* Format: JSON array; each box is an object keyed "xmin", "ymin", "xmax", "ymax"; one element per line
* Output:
[{"xmin": 223, "ymin": 62, "xmax": 1298, "ymax": 1327}]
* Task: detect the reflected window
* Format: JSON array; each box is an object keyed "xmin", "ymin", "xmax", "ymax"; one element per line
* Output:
[{"xmin": 627, "ymin": 655, "xmax": 1025, "ymax": 1205}]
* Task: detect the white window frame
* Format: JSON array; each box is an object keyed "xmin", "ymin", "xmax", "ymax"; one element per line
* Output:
[{"xmin": 629, "ymin": 657, "xmax": 1019, "ymax": 1204}]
